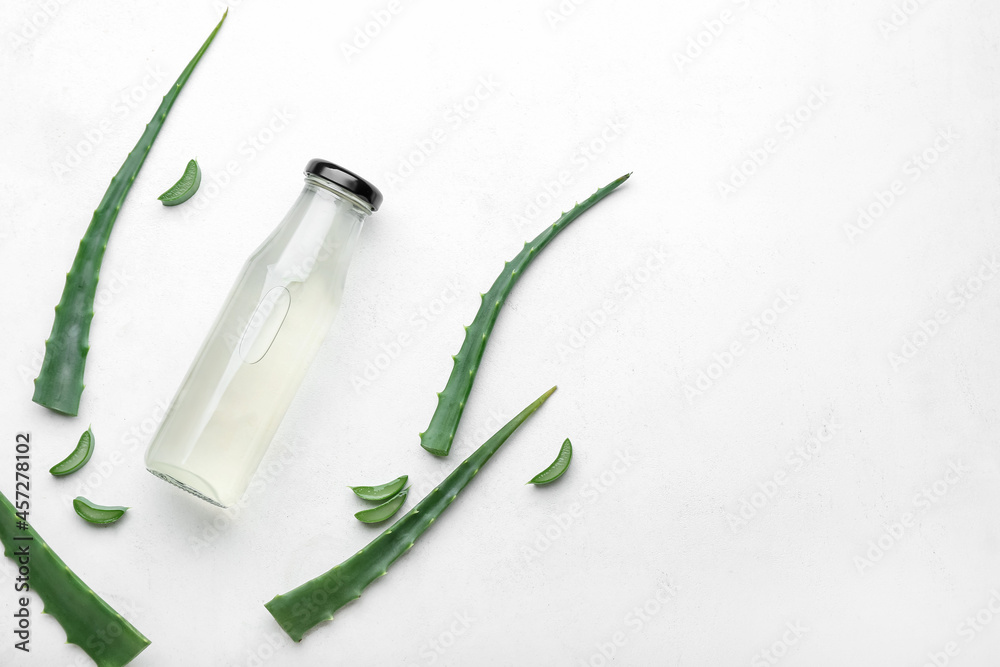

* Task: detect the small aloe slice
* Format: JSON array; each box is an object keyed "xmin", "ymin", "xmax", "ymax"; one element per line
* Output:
[
  {"xmin": 528, "ymin": 438, "xmax": 573, "ymax": 485},
  {"xmin": 32, "ymin": 12, "xmax": 227, "ymax": 416},
  {"xmin": 0, "ymin": 491, "xmax": 149, "ymax": 665},
  {"xmin": 350, "ymin": 475, "xmax": 408, "ymax": 502},
  {"xmin": 419, "ymin": 174, "xmax": 630, "ymax": 456},
  {"xmin": 157, "ymin": 158, "xmax": 202, "ymax": 206},
  {"xmin": 266, "ymin": 386, "xmax": 557, "ymax": 641},
  {"xmin": 355, "ymin": 488, "xmax": 408, "ymax": 524},
  {"xmin": 73, "ymin": 497, "xmax": 129, "ymax": 525},
  {"xmin": 50, "ymin": 426, "xmax": 95, "ymax": 476}
]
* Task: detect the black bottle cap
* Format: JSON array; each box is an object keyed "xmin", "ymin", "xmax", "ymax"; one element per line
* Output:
[{"xmin": 304, "ymin": 159, "xmax": 383, "ymax": 211}]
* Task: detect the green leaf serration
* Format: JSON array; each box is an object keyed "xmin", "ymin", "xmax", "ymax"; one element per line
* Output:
[
  {"xmin": 32, "ymin": 12, "xmax": 228, "ymax": 416},
  {"xmin": 419, "ymin": 174, "xmax": 630, "ymax": 456},
  {"xmin": 265, "ymin": 386, "xmax": 557, "ymax": 641},
  {"xmin": 0, "ymin": 491, "xmax": 149, "ymax": 666}
]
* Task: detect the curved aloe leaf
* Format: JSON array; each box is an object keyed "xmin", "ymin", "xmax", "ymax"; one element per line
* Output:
[
  {"xmin": 419, "ymin": 174, "xmax": 630, "ymax": 456},
  {"xmin": 32, "ymin": 12, "xmax": 228, "ymax": 416},
  {"xmin": 265, "ymin": 386, "xmax": 557, "ymax": 641},
  {"xmin": 0, "ymin": 491, "xmax": 149, "ymax": 666}
]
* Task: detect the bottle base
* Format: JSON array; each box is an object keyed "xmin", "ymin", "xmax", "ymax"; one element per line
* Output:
[{"xmin": 146, "ymin": 467, "xmax": 227, "ymax": 508}]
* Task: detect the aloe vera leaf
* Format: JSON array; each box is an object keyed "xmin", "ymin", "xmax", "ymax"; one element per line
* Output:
[
  {"xmin": 419, "ymin": 174, "xmax": 630, "ymax": 456},
  {"xmin": 50, "ymin": 426, "xmax": 95, "ymax": 476},
  {"xmin": 354, "ymin": 488, "xmax": 408, "ymax": 524},
  {"xmin": 73, "ymin": 497, "xmax": 129, "ymax": 525},
  {"xmin": 349, "ymin": 474, "xmax": 408, "ymax": 502},
  {"xmin": 32, "ymin": 12, "xmax": 228, "ymax": 416},
  {"xmin": 157, "ymin": 158, "xmax": 202, "ymax": 206},
  {"xmin": 528, "ymin": 437, "xmax": 572, "ymax": 485},
  {"xmin": 0, "ymin": 491, "xmax": 149, "ymax": 666},
  {"xmin": 265, "ymin": 386, "xmax": 557, "ymax": 641}
]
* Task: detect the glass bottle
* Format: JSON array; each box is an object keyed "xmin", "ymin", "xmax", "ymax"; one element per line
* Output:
[{"xmin": 145, "ymin": 159, "xmax": 382, "ymax": 507}]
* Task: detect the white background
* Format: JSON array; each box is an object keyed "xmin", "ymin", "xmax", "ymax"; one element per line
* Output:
[{"xmin": 1, "ymin": 0, "xmax": 999, "ymax": 665}]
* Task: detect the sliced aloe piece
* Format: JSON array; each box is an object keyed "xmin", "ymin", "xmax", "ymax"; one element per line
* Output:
[
  {"xmin": 157, "ymin": 158, "xmax": 202, "ymax": 206},
  {"xmin": 355, "ymin": 488, "xmax": 408, "ymax": 524},
  {"xmin": 50, "ymin": 426, "xmax": 95, "ymax": 476},
  {"xmin": 350, "ymin": 475, "xmax": 408, "ymax": 502},
  {"xmin": 73, "ymin": 497, "xmax": 129, "ymax": 525},
  {"xmin": 528, "ymin": 438, "xmax": 573, "ymax": 485}
]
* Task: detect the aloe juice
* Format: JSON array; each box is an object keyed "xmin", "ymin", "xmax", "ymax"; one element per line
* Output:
[{"xmin": 145, "ymin": 160, "xmax": 382, "ymax": 507}]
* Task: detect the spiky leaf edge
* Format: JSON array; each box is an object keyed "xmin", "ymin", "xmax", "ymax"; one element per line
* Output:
[
  {"xmin": 0, "ymin": 491, "xmax": 149, "ymax": 666},
  {"xmin": 419, "ymin": 174, "xmax": 630, "ymax": 456}
]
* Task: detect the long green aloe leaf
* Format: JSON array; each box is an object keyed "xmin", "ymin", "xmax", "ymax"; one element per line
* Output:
[
  {"xmin": 32, "ymin": 12, "xmax": 228, "ymax": 416},
  {"xmin": 265, "ymin": 386, "xmax": 557, "ymax": 641},
  {"xmin": 0, "ymin": 491, "xmax": 149, "ymax": 666},
  {"xmin": 419, "ymin": 174, "xmax": 630, "ymax": 456}
]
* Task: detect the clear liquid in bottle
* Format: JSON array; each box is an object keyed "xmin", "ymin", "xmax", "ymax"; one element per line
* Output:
[{"xmin": 145, "ymin": 160, "xmax": 382, "ymax": 507}]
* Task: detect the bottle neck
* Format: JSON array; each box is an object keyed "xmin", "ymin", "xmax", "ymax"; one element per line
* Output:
[{"xmin": 303, "ymin": 174, "xmax": 375, "ymax": 215}]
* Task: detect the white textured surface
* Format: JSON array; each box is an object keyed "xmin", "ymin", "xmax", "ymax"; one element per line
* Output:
[{"xmin": 1, "ymin": 1, "xmax": 1000, "ymax": 666}]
